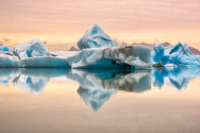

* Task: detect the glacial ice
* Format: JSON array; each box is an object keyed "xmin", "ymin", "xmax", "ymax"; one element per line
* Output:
[
  {"xmin": 152, "ymin": 67, "xmax": 200, "ymax": 90},
  {"xmin": 20, "ymin": 56, "xmax": 70, "ymax": 68},
  {"xmin": 0, "ymin": 24, "xmax": 153, "ymax": 69},
  {"xmin": 66, "ymin": 46, "xmax": 151, "ymax": 69},
  {"xmin": 152, "ymin": 42, "xmax": 200, "ymax": 67},
  {"xmin": 13, "ymin": 38, "xmax": 51, "ymax": 59},
  {"xmin": 0, "ymin": 46, "xmax": 151, "ymax": 68},
  {"xmin": 0, "ymin": 51, "xmax": 70, "ymax": 68},
  {"xmin": 0, "ymin": 55, "xmax": 20, "ymax": 68},
  {"xmin": 77, "ymin": 23, "xmax": 118, "ymax": 50},
  {"xmin": 0, "ymin": 45, "xmax": 12, "ymax": 52}
]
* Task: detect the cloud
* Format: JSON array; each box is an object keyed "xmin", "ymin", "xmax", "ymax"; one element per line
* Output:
[
  {"xmin": 43, "ymin": 41, "xmax": 47, "ymax": 44},
  {"xmin": 0, "ymin": 42, "xmax": 3, "ymax": 46}
]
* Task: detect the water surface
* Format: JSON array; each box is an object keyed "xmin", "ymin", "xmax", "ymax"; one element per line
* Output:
[{"xmin": 0, "ymin": 68, "xmax": 200, "ymax": 133}]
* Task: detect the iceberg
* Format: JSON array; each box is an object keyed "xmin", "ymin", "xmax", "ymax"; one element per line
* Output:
[
  {"xmin": 77, "ymin": 23, "xmax": 118, "ymax": 50},
  {"xmin": 66, "ymin": 46, "xmax": 151, "ymax": 69},
  {"xmin": 0, "ymin": 24, "xmax": 152, "ymax": 69},
  {"xmin": 152, "ymin": 42, "xmax": 200, "ymax": 67},
  {"xmin": 0, "ymin": 45, "xmax": 12, "ymax": 52},
  {"xmin": 152, "ymin": 67, "xmax": 200, "ymax": 90},
  {"xmin": 13, "ymin": 38, "xmax": 51, "ymax": 59}
]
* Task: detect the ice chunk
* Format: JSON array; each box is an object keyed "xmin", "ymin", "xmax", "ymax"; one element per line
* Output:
[
  {"xmin": 0, "ymin": 45, "xmax": 12, "ymax": 52},
  {"xmin": 66, "ymin": 46, "xmax": 151, "ymax": 69},
  {"xmin": 77, "ymin": 23, "xmax": 118, "ymax": 50},
  {"xmin": 50, "ymin": 51, "xmax": 80, "ymax": 58},
  {"xmin": 0, "ymin": 55, "xmax": 20, "ymax": 67},
  {"xmin": 19, "ymin": 51, "xmax": 29, "ymax": 59},
  {"xmin": 152, "ymin": 67, "xmax": 200, "ymax": 90},
  {"xmin": 20, "ymin": 56, "xmax": 70, "ymax": 68},
  {"xmin": 0, "ymin": 52, "xmax": 70, "ymax": 68},
  {"xmin": 103, "ymin": 46, "xmax": 151, "ymax": 69},
  {"xmin": 152, "ymin": 42, "xmax": 200, "ymax": 66},
  {"xmin": 13, "ymin": 38, "xmax": 51, "ymax": 59}
]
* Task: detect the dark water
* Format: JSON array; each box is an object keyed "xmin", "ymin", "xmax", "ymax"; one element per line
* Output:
[{"xmin": 0, "ymin": 68, "xmax": 200, "ymax": 133}]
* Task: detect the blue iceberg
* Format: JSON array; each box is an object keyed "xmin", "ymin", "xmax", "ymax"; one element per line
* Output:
[
  {"xmin": 0, "ymin": 45, "xmax": 12, "ymax": 52},
  {"xmin": 152, "ymin": 42, "xmax": 200, "ymax": 67},
  {"xmin": 77, "ymin": 23, "xmax": 118, "ymax": 50},
  {"xmin": 13, "ymin": 38, "xmax": 51, "ymax": 59}
]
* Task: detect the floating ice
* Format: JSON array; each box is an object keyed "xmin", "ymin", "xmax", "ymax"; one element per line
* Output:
[
  {"xmin": 0, "ymin": 51, "xmax": 70, "ymax": 68},
  {"xmin": 77, "ymin": 23, "xmax": 118, "ymax": 50},
  {"xmin": 0, "ymin": 55, "xmax": 20, "ymax": 68},
  {"xmin": 152, "ymin": 42, "xmax": 200, "ymax": 67},
  {"xmin": 152, "ymin": 67, "xmax": 200, "ymax": 90},
  {"xmin": 67, "ymin": 46, "xmax": 151, "ymax": 69},
  {"xmin": 20, "ymin": 56, "xmax": 70, "ymax": 68},
  {"xmin": 0, "ymin": 45, "xmax": 12, "ymax": 52},
  {"xmin": 13, "ymin": 38, "xmax": 51, "ymax": 59}
]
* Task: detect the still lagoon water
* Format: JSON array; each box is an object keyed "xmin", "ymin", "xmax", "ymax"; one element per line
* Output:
[{"xmin": 0, "ymin": 68, "xmax": 200, "ymax": 133}]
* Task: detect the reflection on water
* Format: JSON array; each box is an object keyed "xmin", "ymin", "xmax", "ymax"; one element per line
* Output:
[
  {"xmin": 0, "ymin": 68, "xmax": 69, "ymax": 96},
  {"xmin": 67, "ymin": 69, "xmax": 151, "ymax": 111},
  {"xmin": 0, "ymin": 67, "xmax": 200, "ymax": 111},
  {"xmin": 152, "ymin": 67, "xmax": 200, "ymax": 90}
]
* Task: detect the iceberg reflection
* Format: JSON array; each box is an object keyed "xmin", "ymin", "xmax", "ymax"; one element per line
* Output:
[
  {"xmin": 152, "ymin": 67, "xmax": 200, "ymax": 90},
  {"xmin": 67, "ymin": 69, "xmax": 151, "ymax": 112},
  {"xmin": 0, "ymin": 68, "xmax": 70, "ymax": 96}
]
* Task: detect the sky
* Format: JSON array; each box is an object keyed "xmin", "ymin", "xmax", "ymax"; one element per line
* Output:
[{"xmin": 0, "ymin": 0, "xmax": 200, "ymax": 50}]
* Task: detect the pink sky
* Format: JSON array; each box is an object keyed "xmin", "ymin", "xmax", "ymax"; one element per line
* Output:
[{"xmin": 0, "ymin": 0, "xmax": 200, "ymax": 50}]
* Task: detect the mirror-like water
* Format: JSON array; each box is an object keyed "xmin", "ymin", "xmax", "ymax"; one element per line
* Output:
[{"xmin": 0, "ymin": 68, "xmax": 200, "ymax": 133}]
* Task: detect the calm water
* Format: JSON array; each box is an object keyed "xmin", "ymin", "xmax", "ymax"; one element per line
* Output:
[{"xmin": 0, "ymin": 68, "xmax": 200, "ymax": 133}]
